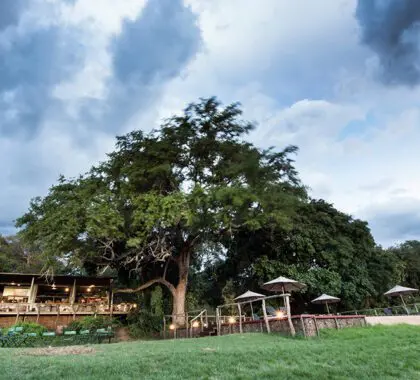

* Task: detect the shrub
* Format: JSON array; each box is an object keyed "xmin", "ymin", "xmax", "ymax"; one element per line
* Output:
[
  {"xmin": 67, "ymin": 315, "xmax": 120, "ymax": 332},
  {"xmin": 13, "ymin": 322, "xmax": 47, "ymax": 336},
  {"xmin": 127, "ymin": 309, "xmax": 163, "ymax": 338}
]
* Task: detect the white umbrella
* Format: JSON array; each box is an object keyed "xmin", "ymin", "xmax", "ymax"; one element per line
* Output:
[
  {"xmin": 262, "ymin": 276, "xmax": 306, "ymax": 294},
  {"xmin": 311, "ymin": 294, "xmax": 340, "ymax": 314},
  {"xmin": 384, "ymin": 285, "xmax": 418, "ymax": 311},
  {"xmin": 234, "ymin": 290, "xmax": 265, "ymax": 302},
  {"xmin": 234, "ymin": 291, "xmax": 265, "ymax": 320}
]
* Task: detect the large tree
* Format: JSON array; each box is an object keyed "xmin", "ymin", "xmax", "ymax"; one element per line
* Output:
[
  {"xmin": 219, "ymin": 199, "xmax": 386, "ymax": 311},
  {"xmin": 17, "ymin": 97, "xmax": 305, "ymax": 323}
]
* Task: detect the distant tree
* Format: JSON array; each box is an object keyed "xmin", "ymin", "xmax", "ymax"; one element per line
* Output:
[
  {"xmin": 220, "ymin": 200, "xmax": 383, "ymax": 311},
  {"xmin": 17, "ymin": 97, "xmax": 305, "ymax": 323},
  {"xmin": 0, "ymin": 235, "xmax": 48, "ymax": 273},
  {"xmin": 387, "ymin": 240, "xmax": 420, "ymax": 290}
]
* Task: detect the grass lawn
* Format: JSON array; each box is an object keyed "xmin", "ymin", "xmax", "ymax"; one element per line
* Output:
[{"xmin": 0, "ymin": 325, "xmax": 419, "ymax": 380}]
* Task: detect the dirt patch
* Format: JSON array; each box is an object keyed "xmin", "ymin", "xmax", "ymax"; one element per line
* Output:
[
  {"xmin": 21, "ymin": 346, "xmax": 97, "ymax": 356},
  {"xmin": 201, "ymin": 347, "xmax": 217, "ymax": 352}
]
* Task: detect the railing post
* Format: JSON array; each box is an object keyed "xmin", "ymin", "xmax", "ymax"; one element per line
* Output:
[
  {"xmin": 262, "ymin": 299, "xmax": 270, "ymax": 333},
  {"xmin": 238, "ymin": 303, "xmax": 243, "ymax": 334},
  {"xmin": 216, "ymin": 307, "xmax": 220, "ymax": 336}
]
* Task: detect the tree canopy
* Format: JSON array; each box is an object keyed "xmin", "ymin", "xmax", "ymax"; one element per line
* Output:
[
  {"xmin": 15, "ymin": 97, "xmax": 420, "ymax": 320},
  {"xmin": 16, "ymin": 97, "xmax": 306, "ymax": 322}
]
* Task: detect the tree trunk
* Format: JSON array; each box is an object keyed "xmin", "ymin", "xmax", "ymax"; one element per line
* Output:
[{"xmin": 172, "ymin": 247, "xmax": 190, "ymax": 326}]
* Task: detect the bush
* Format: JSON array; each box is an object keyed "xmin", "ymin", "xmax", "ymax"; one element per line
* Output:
[
  {"xmin": 127, "ymin": 310, "xmax": 163, "ymax": 338},
  {"xmin": 12, "ymin": 322, "xmax": 47, "ymax": 336},
  {"xmin": 67, "ymin": 315, "xmax": 120, "ymax": 332}
]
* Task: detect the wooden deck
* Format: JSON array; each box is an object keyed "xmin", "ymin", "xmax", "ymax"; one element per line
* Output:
[{"xmin": 0, "ymin": 302, "xmax": 135, "ymax": 316}]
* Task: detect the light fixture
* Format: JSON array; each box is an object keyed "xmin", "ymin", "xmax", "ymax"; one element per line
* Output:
[
  {"xmin": 52, "ymin": 283, "xmax": 56, "ymax": 290},
  {"xmin": 192, "ymin": 321, "xmax": 199, "ymax": 328},
  {"xmin": 275, "ymin": 310, "xmax": 285, "ymax": 318},
  {"xmin": 65, "ymin": 288, "xmax": 70, "ymax": 292},
  {"xmin": 169, "ymin": 324, "xmax": 176, "ymax": 330},
  {"xmin": 132, "ymin": 304, "xmax": 137, "ymax": 308},
  {"xmin": 11, "ymin": 282, "xmax": 16, "ymax": 285},
  {"xmin": 17, "ymin": 284, "xmax": 21, "ymax": 287},
  {"xmin": 87, "ymin": 287, "xmax": 91, "ymax": 293},
  {"xmin": 204, "ymin": 323, "xmax": 208, "ymax": 328},
  {"xmin": 228, "ymin": 317, "xmax": 236, "ymax": 324}
]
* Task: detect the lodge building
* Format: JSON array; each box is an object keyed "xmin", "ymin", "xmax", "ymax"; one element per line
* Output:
[{"xmin": 0, "ymin": 272, "xmax": 136, "ymax": 329}]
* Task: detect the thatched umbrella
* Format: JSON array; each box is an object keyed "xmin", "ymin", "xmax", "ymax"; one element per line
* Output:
[
  {"xmin": 261, "ymin": 276, "xmax": 306, "ymax": 294},
  {"xmin": 384, "ymin": 285, "xmax": 418, "ymax": 312},
  {"xmin": 234, "ymin": 290, "xmax": 265, "ymax": 319},
  {"xmin": 311, "ymin": 294, "xmax": 340, "ymax": 314}
]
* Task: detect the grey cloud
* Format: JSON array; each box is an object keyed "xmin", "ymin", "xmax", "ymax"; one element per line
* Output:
[
  {"xmin": 363, "ymin": 199, "xmax": 420, "ymax": 246},
  {"xmin": 0, "ymin": 0, "xmax": 26, "ymax": 31},
  {"xmin": 356, "ymin": 0, "xmax": 420, "ymax": 86},
  {"xmin": 0, "ymin": 4, "xmax": 85, "ymax": 138},
  {"xmin": 78, "ymin": 0, "xmax": 201, "ymax": 133}
]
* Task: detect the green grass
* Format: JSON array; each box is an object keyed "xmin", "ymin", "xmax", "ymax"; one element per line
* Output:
[{"xmin": 0, "ymin": 325, "xmax": 419, "ymax": 379}]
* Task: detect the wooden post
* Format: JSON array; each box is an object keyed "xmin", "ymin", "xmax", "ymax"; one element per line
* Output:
[
  {"xmin": 216, "ymin": 307, "xmax": 220, "ymax": 336},
  {"xmin": 28, "ymin": 277, "xmax": 35, "ymax": 307},
  {"xmin": 70, "ymin": 279, "xmax": 77, "ymax": 305},
  {"xmin": 334, "ymin": 317, "xmax": 340, "ymax": 329},
  {"xmin": 262, "ymin": 299, "xmax": 271, "ymax": 333},
  {"xmin": 284, "ymin": 294, "xmax": 295, "ymax": 337},
  {"xmin": 200, "ymin": 313, "xmax": 204, "ymax": 332},
  {"xmin": 36, "ymin": 305, "xmax": 40, "ymax": 323},
  {"xmin": 313, "ymin": 317, "xmax": 320, "ymax": 337},
  {"xmin": 300, "ymin": 316, "xmax": 307, "ymax": 337},
  {"xmin": 238, "ymin": 303, "xmax": 243, "ymax": 334},
  {"xmin": 110, "ymin": 290, "xmax": 114, "ymax": 318},
  {"xmin": 185, "ymin": 313, "xmax": 189, "ymax": 338}
]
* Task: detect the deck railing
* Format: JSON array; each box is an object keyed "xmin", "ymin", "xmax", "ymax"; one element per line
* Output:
[
  {"xmin": 339, "ymin": 303, "xmax": 420, "ymax": 316},
  {"xmin": 0, "ymin": 302, "xmax": 136, "ymax": 315}
]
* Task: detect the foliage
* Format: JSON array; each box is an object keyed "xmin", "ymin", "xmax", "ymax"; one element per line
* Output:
[
  {"xmin": 127, "ymin": 309, "xmax": 163, "ymax": 338},
  {"xmin": 150, "ymin": 286, "xmax": 164, "ymax": 316},
  {"xmin": 12, "ymin": 322, "xmax": 47, "ymax": 336},
  {"xmin": 0, "ymin": 235, "xmax": 53, "ymax": 274},
  {"xmin": 0, "ymin": 326, "xmax": 420, "ymax": 379},
  {"xmin": 67, "ymin": 316, "xmax": 119, "ymax": 332},
  {"xmin": 16, "ymin": 97, "xmax": 305, "ymax": 319}
]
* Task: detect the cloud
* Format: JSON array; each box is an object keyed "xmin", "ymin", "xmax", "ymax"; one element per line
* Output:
[
  {"xmin": 0, "ymin": 0, "xmax": 25, "ymax": 31},
  {"xmin": 71, "ymin": 0, "xmax": 202, "ymax": 134},
  {"xmin": 0, "ymin": 1, "xmax": 86, "ymax": 138},
  {"xmin": 362, "ymin": 197, "xmax": 420, "ymax": 247},
  {"xmin": 356, "ymin": 0, "xmax": 420, "ymax": 86},
  {"xmin": 1, "ymin": 0, "xmax": 420, "ymax": 249}
]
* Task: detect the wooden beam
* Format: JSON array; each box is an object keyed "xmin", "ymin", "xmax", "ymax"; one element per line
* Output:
[
  {"xmin": 262, "ymin": 299, "xmax": 270, "ymax": 333},
  {"xmin": 238, "ymin": 303, "xmax": 243, "ymax": 334},
  {"xmin": 284, "ymin": 294, "xmax": 295, "ymax": 337}
]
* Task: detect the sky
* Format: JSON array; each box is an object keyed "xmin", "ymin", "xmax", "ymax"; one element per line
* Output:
[{"xmin": 1, "ymin": 0, "xmax": 420, "ymax": 247}]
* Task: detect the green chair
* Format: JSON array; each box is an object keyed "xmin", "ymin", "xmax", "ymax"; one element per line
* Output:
[
  {"xmin": 64, "ymin": 331, "xmax": 77, "ymax": 336},
  {"xmin": 80, "ymin": 330, "xmax": 90, "ymax": 335},
  {"xmin": 42, "ymin": 332, "xmax": 56, "ymax": 337},
  {"xmin": 24, "ymin": 333, "xmax": 37, "ymax": 337}
]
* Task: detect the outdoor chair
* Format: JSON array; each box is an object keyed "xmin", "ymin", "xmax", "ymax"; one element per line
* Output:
[
  {"xmin": 383, "ymin": 308, "xmax": 392, "ymax": 316},
  {"xmin": 64, "ymin": 330, "xmax": 77, "ymax": 335},
  {"xmin": 42, "ymin": 332, "xmax": 56, "ymax": 337}
]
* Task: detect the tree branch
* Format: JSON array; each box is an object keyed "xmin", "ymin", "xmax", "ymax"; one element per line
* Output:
[{"xmin": 114, "ymin": 277, "xmax": 176, "ymax": 296}]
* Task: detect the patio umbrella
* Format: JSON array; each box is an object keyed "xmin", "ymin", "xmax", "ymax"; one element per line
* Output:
[
  {"xmin": 261, "ymin": 276, "xmax": 306, "ymax": 294},
  {"xmin": 311, "ymin": 294, "xmax": 340, "ymax": 314},
  {"xmin": 234, "ymin": 291, "xmax": 265, "ymax": 319},
  {"xmin": 384, "ymin": 285, "xmax": 418, "ymax": 312}
]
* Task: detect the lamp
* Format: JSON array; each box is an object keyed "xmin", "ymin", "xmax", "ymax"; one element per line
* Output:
[
  {"xmin": 192, "ymin": 321, "xmax": 199, "ymax": 328},
  {"xmin": 87, "ymin": 287, "xmax": 91, "ymax": 293},
  {"xmin": 275, "ymin": 310, "xmax": 285, "ymax": 318},
  {"xmin": 228, "ymin": 317, "xmax": 236, "ymax": 324},
  {"xmin": 65, "ymin": 288, "xmax": 70, "ymax": 292},
  {"xmin": 169, "ymin": 324, "xmax": 176, "ymax": 330}
]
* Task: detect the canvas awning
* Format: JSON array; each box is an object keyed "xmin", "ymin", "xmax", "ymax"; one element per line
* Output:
[
  {"xmin": 262, "ymin": 276, "xmax": 306, "ymax": 293},
  {"xmin": 234, "ymin": 290, "xmax": 265, "ymax": 302}
]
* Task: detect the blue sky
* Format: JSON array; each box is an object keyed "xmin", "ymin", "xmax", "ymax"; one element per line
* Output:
[{"xmin": 1, "ymin": 0, "xmax": 420, "ymax": 247}]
